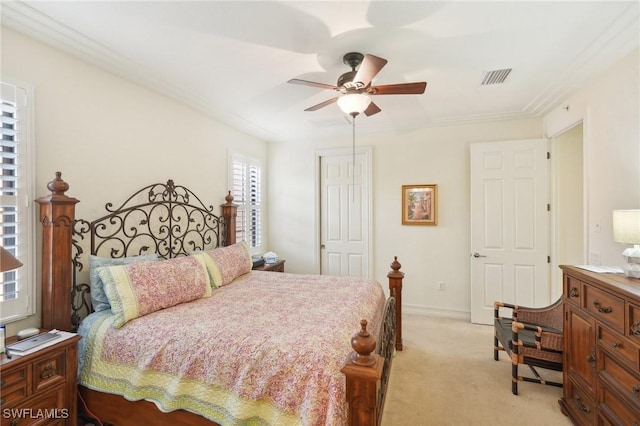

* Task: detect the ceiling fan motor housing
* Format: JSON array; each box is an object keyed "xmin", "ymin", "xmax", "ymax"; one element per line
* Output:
[{"xmin": 338, "ymin": 52, "xmax": 366, "ymax": 91}]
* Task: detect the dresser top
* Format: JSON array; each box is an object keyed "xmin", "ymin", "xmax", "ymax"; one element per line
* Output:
[{"xmin": 561, "ymin": 265, "xmax": 640, "ymax": 303}]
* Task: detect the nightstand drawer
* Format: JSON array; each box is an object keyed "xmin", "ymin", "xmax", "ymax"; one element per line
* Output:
[
  {"xmin": 584, "ymin": 284, "xmax": 624, "ymax": 334},
  {"xmin": 0, "ymin": 365, "xmax": 28, "ymax": 408},
  {"xmin": 1, "ymin": 384, "xmax": 65, "ymax": 426},
  {"xmin": 32, "ymin": 350, "xmax": 65, "ymax": 393}
]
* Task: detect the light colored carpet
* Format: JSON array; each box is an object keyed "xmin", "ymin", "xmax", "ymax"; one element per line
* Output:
[{"xmin": 380, "ymin": 314, "xmax": 572, "ymax": 426}]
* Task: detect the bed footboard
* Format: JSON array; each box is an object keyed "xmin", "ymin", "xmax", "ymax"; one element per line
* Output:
[{"xmin": 342, "ymin": 258, "xmax": 403, "ymax": 426}]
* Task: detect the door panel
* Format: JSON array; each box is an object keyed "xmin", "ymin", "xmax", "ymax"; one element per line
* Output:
[
  {"xmin": 470, "ymin": 139, "xmax": 549, "ymax": 324},
  {"xmin": 319, "ymin": 148, "xmax": 371, "ymax": 277}
]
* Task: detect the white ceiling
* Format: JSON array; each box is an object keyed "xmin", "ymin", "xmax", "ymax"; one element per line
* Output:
[{"xmin": 2, "ymin": 1, "xmax": 639, "ymax": 143}]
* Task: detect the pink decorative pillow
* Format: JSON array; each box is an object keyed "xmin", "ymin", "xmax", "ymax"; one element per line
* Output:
[
  {"xmin": 99, "ymin": 254, "xmax": 211, "ymax": 328},
  {"xmin": 202, "ymin": 241, "xmax": 252, "ymax": 287}
]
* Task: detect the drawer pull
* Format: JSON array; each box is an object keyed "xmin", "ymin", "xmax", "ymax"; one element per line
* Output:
[
  {"xmin": 633, "ymin": 384, "xmax": 640, "ymax": 397},
  {"xmin": 593, "ymin": 299, "xmax": 612, "ymax": 313},
  {"xmin": 611, "ymin": 342, "xmax": 622, "ymax": 348},
  {"xmin": 41, "ymin": 363, "xmax": 57, "ymax": 379},
  {"xmin": 586, "ymin": 348, "xmax": 596, "ymax": 364},
  {"xmin": 11, "ymin": 419, "xmax": 19, "ymax": 426},
  {"xmin": 573, "ymin": 394, "xmax": 591, "ymax": 413},
  {"xmin": 632, "ymin": 321, "xmax": 640, "ymax": 335},
  {"xmin": 0, "ymin": 397, "xmax": 4, "ymax": 406},
  {"xmin": 569, "ymin": 287, "xmax": 579, "ymax": 298}
]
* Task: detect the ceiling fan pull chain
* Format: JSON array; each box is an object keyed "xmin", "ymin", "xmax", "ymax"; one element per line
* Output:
[{"xmin": 352, "ymin": 113, "xmax": 358, "ymax": 203}]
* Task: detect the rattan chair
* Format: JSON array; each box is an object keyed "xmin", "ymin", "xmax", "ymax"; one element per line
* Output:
[{"xmin": 493, "ymin": 298, "xmax": 564, "ymax": 395}]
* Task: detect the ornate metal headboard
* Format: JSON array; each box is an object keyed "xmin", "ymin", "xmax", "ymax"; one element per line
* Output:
[{"xmin": 37, "ymin": 173, "xmax": 237, "ymax": 332}]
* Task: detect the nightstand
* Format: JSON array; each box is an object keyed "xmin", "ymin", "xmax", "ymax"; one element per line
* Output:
[
  {"xmin": 253, "ymin": 259, "xmax": 285, "ymax": 272},
  {"xmin": 1, "ymin": 332, "xmax": 81, "ymax": 425}
]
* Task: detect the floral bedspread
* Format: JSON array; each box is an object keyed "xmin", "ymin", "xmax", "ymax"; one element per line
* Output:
[{"xmin": 78, "ymin": 271, "xmax": 386, "ymax": 426}]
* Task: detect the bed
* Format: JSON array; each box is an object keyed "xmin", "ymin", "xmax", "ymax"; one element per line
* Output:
[{"xmin": 36, "ymin": 172, "xmax": 404, "ymax": 426}]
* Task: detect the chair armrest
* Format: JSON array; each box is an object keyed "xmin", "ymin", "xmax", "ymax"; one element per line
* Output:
[{"xmin": 511, "ymin": 321, "xmax": 563, "ymax": 352}]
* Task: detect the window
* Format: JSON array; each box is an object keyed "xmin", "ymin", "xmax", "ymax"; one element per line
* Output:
[
  {"xmin": 1, "ymin": 81, "xmax": 35, "ymax": 323},
  {"xmin": 229, "ymin": 154, "xmax": 262, "ymax": 252}
]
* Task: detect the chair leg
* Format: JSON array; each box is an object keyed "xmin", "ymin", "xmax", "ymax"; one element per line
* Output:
[
  {"xmin": 512, "ymin": 363, "xmax": 519, "ymax": 395},
  {"xmin": 494, "ymin": 333, "xmax": 499, "ymax": 361}
]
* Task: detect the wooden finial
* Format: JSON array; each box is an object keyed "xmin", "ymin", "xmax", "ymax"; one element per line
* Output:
[
  {"xmin": 390, "ymin": 256, "xmax": 401, "ymax": 272},
  {"xmin": 47, "ymin": 171, "xmax": 70, "ymax": 195},
  {"xmin": 225, "ymin": 190, "xmax": 234, "ymax": 204},
  {"xmin": 350, "ymin": 319, "xmax": 376, "ymax": 366}
]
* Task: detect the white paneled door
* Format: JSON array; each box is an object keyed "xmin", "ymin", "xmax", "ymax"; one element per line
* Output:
[
  {"xmin": 319, "ymin": 147, "xmax": 371, "ymax": 278},
  {"xmin": 470, "ymin": 139, "xmax": 549, "ymax": 324}
]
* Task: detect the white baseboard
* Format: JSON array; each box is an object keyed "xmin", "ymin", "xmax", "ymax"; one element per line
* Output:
[{"xmin": 403, "ymin": 304, "xmax": 471, "ymax": 321}]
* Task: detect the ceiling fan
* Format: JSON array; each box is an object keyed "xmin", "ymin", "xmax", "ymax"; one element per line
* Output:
[{"xmin": 288, "ymin": 52, "xmax": 427, "ymax": 117}]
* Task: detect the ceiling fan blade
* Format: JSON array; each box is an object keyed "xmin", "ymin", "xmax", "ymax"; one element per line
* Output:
[
  {"xmin": 364, "ymin": 102, "xmax": 381, "ymax": 117},
  {"xmin": 304, "ymin": 97, "xmax": 338, "ymax": 112},
  {"xmin": 371, "ymin": 82, "xmax": 427, "ymax": 95},
  {"xmin": 288, "ymin": 78, "xmax": 338, "ymax": 91},
  {"xmin": 353, "ymin": 54, "xmax": 388, "ymax": 87}
]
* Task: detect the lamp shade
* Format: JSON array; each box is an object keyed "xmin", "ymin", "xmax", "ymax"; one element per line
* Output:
[
  {"xmin": 0, "ymin": 246, "xmax": 23, "ymax": 272},
  {"xmin": 613, "ymin": 210, "xmax": 640, "ymax": 244},
  {"xmin": 337, "ymin": 93, "xmax": 371, "ymax": 115}
]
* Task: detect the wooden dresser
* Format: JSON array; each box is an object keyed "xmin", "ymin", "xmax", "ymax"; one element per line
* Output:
[
  {"xmin": 560, "ymin": 265, "xmax": 640, "ymax": 424},
  {"xmin": 1, "ymin": 334, "xmax": 81, "ymax": 426}
]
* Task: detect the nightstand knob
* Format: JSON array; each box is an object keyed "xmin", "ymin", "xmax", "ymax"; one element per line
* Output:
[{"xmin": 41, "ymin": 363, "xmax": 57, "ymax": 379}]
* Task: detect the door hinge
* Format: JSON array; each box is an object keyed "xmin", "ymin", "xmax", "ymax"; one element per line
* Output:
[
  {"xmin": 547, "ymin": 203, "xmax": 551, "ymax": 211},
  {"xmin": 548, "ymin": 256, "xmax": 551, "ymax": 263},
  {"xmin": 547, "ymin": 152, "xmax": 550, "ymax": 160}
]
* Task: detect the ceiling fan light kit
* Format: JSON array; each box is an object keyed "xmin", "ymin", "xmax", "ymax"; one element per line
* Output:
[
  {"xmin": 337, "ymin": 93, "xmax": 371, "ymax": 116},
  {"xmin": 288, "ymin": 52, "xmax": 427, "ymax": 117}
]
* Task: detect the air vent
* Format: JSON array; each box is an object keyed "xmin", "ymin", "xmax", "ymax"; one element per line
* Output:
[{"xmin": 480, "ymin": 68, "xmax": 512, "ymax": 85}]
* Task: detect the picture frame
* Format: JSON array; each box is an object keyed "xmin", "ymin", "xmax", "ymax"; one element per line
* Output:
[{"xmin": 402, "ymin": 184, "xmax": 438, "ymax": 226}]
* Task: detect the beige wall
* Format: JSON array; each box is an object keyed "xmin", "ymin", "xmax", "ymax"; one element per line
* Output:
[
  {"xmin": 1, "ymin": 28, "xmax": 268, "ymax": 334},
  {"xmin": 544, "ymin": 48, "xmax": 640, "ymax": 268}
]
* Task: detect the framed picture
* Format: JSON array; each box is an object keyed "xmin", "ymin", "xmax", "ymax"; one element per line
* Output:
[{"xmin": 402, "ymin": 184, "xmax": 438, "ymax": 226}]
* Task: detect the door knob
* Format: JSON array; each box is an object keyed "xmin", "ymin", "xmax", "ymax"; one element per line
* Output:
[{"xmin": 472, "ymin": 252, "xmax": 487, "ymax": 258}]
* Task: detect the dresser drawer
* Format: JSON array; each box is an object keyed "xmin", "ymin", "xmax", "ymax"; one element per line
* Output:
[
  {"xmin": 0, "ymin": 365, "xmax": 28, "ymax": 408},
  {"xmin": 598, "ymin": 381, "xmax": 640, "ymax": 426},
  {"xmin": 600, "ymin": 351, "xmax": 640, "ymax": 410},
  {"xmin": 566, "ymin": 378, "xmax": 597, "ymax": 424},
  {"xmin": 0, "ymin": 384, "xmax": 66, "ymax": 426},
  {"xmin": 565, "ymin": 274, "xmax": 582, "ymax": 306},
  {"xmin": 584, "ymin": 284, "xmax": 625, "ymax": 334},
  {"xmin": 628, "ymin": 303, "xmax": 640, "ymax": 345},
  {"xmin": 599, "ymin": 325, "xmax": 640, "ymax": 370},
  {"xmin": 32, "ymin": 350, "xmax": 65, "ymax": 393}
]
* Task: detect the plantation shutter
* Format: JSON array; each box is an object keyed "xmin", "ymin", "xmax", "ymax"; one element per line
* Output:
[
  {"xmin": 231, "ymin": 155, "xmax": 262, "ymax": 249},
  {"xmin": 1, "ymin": 81, "xmax": 35, "ymax": 323}
]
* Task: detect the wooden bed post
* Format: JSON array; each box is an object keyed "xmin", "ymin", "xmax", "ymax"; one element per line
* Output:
[
  {"xmin": 221, "ymin": 191, "xmax": 237, "ymax": 246},
  {"xmin": 341, "ymin": 320, "xmax": 385, "ymax": 426},
  {"xmin": 36, "ymin": 172, "xmax": 79, "ymax": 332},
  {"xmin": 388, "ymin": 256, "xmax": 404, "ymax": 351}
]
